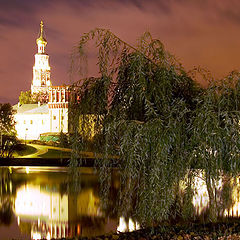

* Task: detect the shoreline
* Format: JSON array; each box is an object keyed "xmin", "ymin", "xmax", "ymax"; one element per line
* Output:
[
  {"xmin": 0, "ymin": 157, "xmax": 118, "ymax": 167},
  {"xmin": 0, "ymin": 157, "xmax": 91, "ymax": 167}
]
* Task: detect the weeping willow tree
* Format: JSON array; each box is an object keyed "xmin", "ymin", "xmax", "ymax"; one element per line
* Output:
[
  {"xmin": 190, "ymin": 71, "xmax": 240, "ymax": 221},
  {"xmin": 69, "ymin": 28, "xmax": 240, "ymax": 225}
]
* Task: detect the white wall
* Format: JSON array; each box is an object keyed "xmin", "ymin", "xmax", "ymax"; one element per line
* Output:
[
  {"xmin": 49, "ymin": 108, "xmax": 68, "ymax": 133},
  {"xmin": 15, "ymin": 113, "xmax": 50, "ymax": 140}
]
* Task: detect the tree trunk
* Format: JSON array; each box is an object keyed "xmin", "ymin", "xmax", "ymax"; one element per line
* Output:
[{"xmin": 205, "ymin": 172, "xmax": 217, "ymax": 222}]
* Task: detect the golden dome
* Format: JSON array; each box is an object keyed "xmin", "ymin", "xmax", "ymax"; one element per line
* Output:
[{"xmin": 36, "ymin": 21, "xmax": 47, "ymax": 45}]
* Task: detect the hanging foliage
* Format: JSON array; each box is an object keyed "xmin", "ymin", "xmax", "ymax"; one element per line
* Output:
[{"xmin": 70, "ymin": 28, "xmax": 240, "ymax": 224}]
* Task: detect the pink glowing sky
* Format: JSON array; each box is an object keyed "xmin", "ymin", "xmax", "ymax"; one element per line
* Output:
[{"xmin": 1, "ymin": 0, "xmax": 240, "ymax": 104}]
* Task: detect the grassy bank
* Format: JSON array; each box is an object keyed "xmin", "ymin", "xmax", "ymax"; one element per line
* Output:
[{"xmin": 13, "ymin": 143, "xmax": 71, "ymax": 158}]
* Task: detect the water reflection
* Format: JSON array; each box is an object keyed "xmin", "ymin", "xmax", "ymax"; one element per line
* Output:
[
  {"xmin": 0, "ymin": 167, "xmax": 120, "ymax": 239},
  {"xmin": 3, "ymin": 166, "xmax": 240, "ymax": 239},
  {"xmin": 0, "ymin": 167, "xmax": 13, "ymax": 226}
]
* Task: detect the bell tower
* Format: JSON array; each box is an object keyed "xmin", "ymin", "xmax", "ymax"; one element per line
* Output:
[{"xmin": 31, "ymin": 20, "xmax": 51, "ymax": 95}]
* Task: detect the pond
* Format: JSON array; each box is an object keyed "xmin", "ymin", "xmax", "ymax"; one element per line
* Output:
[
  {"xmin": 1, "ymin": 166, "xmax": 240, "ymax": 240},
  {"xmin": 0, "ymin": 166, "xmax": 139, "ymax": 240}
]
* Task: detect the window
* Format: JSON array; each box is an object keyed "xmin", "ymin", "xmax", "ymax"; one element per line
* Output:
[
  {"xmin": 53, "ymin": 116, "xmax": 56, "ymax": 120},
  {"xmin": 57, "ymin": 91, "xmax": 60, "ymax": 102}
]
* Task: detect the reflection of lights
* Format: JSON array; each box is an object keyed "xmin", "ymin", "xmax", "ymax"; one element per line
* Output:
[
  {"xmin": 17, "ymin": 216, "xmax": 20, "ymax": 225},
  {"xmin": 117, "ymin": 217, "xmax": 127, "ymax": 232},
  {"xmin": 192, "ymin": 171, "xmax": 209, "ymax": 215},
  {"xmin": 129, "ymin": 218, "xmax": 135, "ymax": 232},
  {"xmin": 180, "ymin": 170, "xmax": 222, "ymax": 216},
  {"xmin": 26, "ymin": 167, "xmax": 30, "ymax": 174},
  {"xmin": 117, "ymin": 217, "xmax": 140, "ymax": 233},
  {"xmin": 224, "ymin": 177, "xmax": 240, "ymax": 217},
  {"xmin": 32, "ymin": 232, "xmax": 41, "ymax": 240},
  {"xmin": 30, "ymin": 222, "xmax": 69, "ymax": 239},
  {"xmin": 15, "ymin": 185, "xmax": 50, "ymax": 217},
  {"xmin": 77, "ymin": 189, "xmax": 101, "ymax": 216},
  {"xmin": 136, "ymin": 221, "xmax": 140, "ymax": 230},
  {"xmin": 9, "ymin": 180, "xmax": 12, "ymax": 193},
  {"xmin": 77, "ymin": 224, "xmax": 81, "ymax": 235},
  {"xmin": 180, "ymin": 170, "xmax": 240, "ymax": 218},
  {"xmin": 46, "ymin": 232, "xmax": 51, "ymax": 240}
]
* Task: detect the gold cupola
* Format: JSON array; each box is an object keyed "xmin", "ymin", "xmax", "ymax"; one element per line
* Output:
[{"xmin": 36, "ymin": 20, "xmax": 47, "ymax": 53}]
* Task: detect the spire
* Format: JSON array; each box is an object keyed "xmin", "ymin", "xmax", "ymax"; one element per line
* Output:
[
  {"xmin": 36, "ymin": 20, "xmax": 47, "ymax": 53},
  {"xmin": 39, "ymin": 20, "xmax": 44, "ymax": 39}
]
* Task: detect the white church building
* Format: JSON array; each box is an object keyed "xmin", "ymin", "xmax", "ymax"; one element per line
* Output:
[{"xmin": 14, "ymin": 21, "xmax": 69, "ymax": 140}]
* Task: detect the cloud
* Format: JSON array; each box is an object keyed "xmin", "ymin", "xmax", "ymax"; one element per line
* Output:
[{"xmin": 1, "ymin": 0, "xmax": 240, "ymax": 103}]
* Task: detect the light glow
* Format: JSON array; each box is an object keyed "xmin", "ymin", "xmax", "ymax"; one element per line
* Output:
[
  {"xmin": 117, "ymin": 217, "xmax": 127, "ymax": 232},
  {"xmin": 32, "ymin": 232, "xmax": 41, "ymax": 240},
  {"xmin": 128, "ymin": 218, "xmax": 135, "ymax": 232},
  {"xmin": 117, "ymin": 217, "xmax": 140, "ymax": 233},
  {"xmin": 224, "ymin": 177, "xmax": 240, "ymax": 217},
  {"xmin": 192, "ymin": 171, "xmax": 209, "ymax": 215},
  {"xmin": 46, "ymin": 232, "xmax": 51, "ymax": 240},
  {"xmin": 180, "ymin": 170, "xmax": 223, "ymax": 216}
]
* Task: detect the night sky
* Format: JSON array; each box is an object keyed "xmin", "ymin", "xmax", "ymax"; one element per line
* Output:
[{"xmin": 1, "ymin": 0, "xmax": 240, "ymax": 104}]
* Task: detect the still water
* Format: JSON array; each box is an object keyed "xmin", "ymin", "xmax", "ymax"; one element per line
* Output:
[
  {"xmin": 2, "ymin": 167, "xmax": 240, "ymax": 239},
  {"xmin": 0, "ymin": 167, "xmax": 138, "ymax": 240}
]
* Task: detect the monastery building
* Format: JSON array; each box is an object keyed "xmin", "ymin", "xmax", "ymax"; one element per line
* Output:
[{"xmin": 14, "ymin": 21, "xmax": 69, "ymax": 140}]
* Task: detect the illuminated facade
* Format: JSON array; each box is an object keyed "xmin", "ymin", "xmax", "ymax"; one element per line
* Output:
[
  {"xmin": 31, "ymin": 21, "xmax": 51, "ymax": 94},
  {"xmin": 14, "ymin": 21, "xmax": 69, "ymax": 140},
  {"xmin": 48, "ymin": 86, "xmax": 69, "ymax": 133},
  {"xmin": 14, "ymin": 103, "xmax": 50, "ymax": 140}
]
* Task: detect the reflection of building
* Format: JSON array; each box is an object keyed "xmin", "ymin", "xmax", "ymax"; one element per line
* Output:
[
  {"xmin": 13, "ymin": 21, "xmax": 69, "ymax": 140},
  {"xmin": 15, "ymin": 185, "xmax": 68, "ymax": 222},
  {"xmin": 14, "ymin": 184, "xmax": 102, "ymax": 239},
  {"xmin": 1, "ymin": 167, "xmax": 121, "ymax": 239}
]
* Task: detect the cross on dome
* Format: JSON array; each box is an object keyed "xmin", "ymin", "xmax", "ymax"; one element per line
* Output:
[
  {"xmin": 36, "ymin": 20, "xmax": 47, "ymax": 53},
  {"xmin": 40, "ymin": 20, "xmax": 44, "ymax": 36}
]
